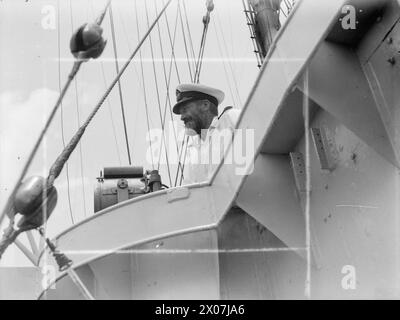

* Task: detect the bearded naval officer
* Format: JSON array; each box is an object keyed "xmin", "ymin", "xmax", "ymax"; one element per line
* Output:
[{"xmin": 173, "ymin": 83, "xmax": 241, "ymax": 184}]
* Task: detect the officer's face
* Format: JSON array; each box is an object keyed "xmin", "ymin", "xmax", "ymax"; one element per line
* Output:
[{"xmin": 179, "ymin": 100, "xmax": 204, "ymax": 135}]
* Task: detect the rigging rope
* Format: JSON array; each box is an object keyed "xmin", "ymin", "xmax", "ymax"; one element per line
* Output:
[
  {"xmin": 215, "ymin": 11, "xmax": 242, "ymax": 106},
  {"xmin": 178, "ymin": 136, "xmax": 190, "ymax": 186},
  {"xmin": 173, "ymin": 1, "xmax": 193, "ymax": 186},
  {"xmin": 214, "ymin": 29, "xmax": 237, "ymax": 108},
  {"xmin": 162, "ymin": 0, "xmax": 182, "ymax": 83},
  {"xmin": 89, "ymin": 1, "xmax": 123, "ymax": 166},
  {"xmin": 181, "ymin": 0, "xmax": 197, "ymax": 74},
  {"xmin": 178, "ymin": 0, "xmax": 214, "ymax": 185},
  {"xmin": 149, "ymin": 0, "xmax": 187, "ymax": 186},
  {"xmin": 0, "ymin": 0, "xmax": 173, "ymax": 260},
  {"xmin": 144, "ymin": 0, "xmax": 173, "ymax": 186},
  {"xmin": 117, "ymin": 1, "xmax": 150, "ymax": 159},
  {"xmin": 174, "ymin": 136, "xmax": 187, "ymax": 186},
  {"xmin": 212, "ymin": 18, "xmax": 239, "ymax": 108},
  {"xmin": 177, "ymin": 0, "xmax": 194, "ymax": 82},
  {"xmin": 193, "ymin": 0, "xmax": 214, "ymax": 83},
  {"xmin": 193, "ymin": 23, "xmax": 208, "ymax": 83},
  {"xmin": 173, "ymin": 0, "xmax": 204, "ymax": 186},
  {"xmin": 154, "ymin": 0, "xmax": 185, "ymax": 187},
  {"xmin": 70, "ymin": 0, "xmax": 88, "ymax": 218},
  {"xmin": 47, "ymin": 0, "xmax": 173, "ymax": 186},
  {"xmin": 154, "ymin": 0, "xmax": 184, "ymax": 180},
  {"xmin": 134, "ymin": 0, "xmax": 155, "ymax": 170},
  {"xmin": 99, "ymin": 61, "xmax": 123, "ymax": 165},
  {"xmin": 0, "ymin": 0, "xmax": 111, "ymax": 229},
  {"xmin": 109, "ymin": 2, "xmax": 133, "ymax": 165},
  {"xmin": 58, "ymin": 0, "xmax": 75, "ymax": 224}
]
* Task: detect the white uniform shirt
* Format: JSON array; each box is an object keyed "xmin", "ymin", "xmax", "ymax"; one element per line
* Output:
[{"xmin": 182, "ymin": 108, "xmax": 241, "ymax": 184}]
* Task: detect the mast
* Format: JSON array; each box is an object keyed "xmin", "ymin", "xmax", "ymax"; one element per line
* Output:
[{"xmin": 248, "ymin": 0, "xmax": 282, "ymax": 57}]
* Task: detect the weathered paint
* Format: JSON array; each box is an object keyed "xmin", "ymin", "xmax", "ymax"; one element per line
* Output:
[{"xmin": 297, "ymin": 109, "xmax": 400, "ymax": 299}]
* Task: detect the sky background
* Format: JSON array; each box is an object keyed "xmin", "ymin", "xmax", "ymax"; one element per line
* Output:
[{"xmin": 0, "ymin": 0, "xmax": 260, "ymax": 266}]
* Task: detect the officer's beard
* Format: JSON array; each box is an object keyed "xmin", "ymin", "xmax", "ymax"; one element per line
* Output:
[
  {"xmin": 185, "ymin": 127, "xmax": 198, "ymax": 136},
  {"xmin": 183, "ymin": 117, "xmax": 202, "ymax": 136}
]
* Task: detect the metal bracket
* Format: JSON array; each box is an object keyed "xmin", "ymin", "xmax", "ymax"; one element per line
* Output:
[
  {"xmin": 117, "ymin": 179, "xmax": 129, "ymax": 203},
  {"xmin": 289, "ymin": 152, "xmax": 306, "ymax": 193},
  {"xmin": 289, "ymin": 152, "xmax": 322, "ymax": 269},
  {"xmin": 311, "ymin": 127, "xmax": 332, "ymax": 170}
]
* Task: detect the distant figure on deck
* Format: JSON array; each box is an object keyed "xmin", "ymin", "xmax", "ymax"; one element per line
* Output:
[{"xmin": 173, "ymin": 83, "xmax": 241, "ymax": 184}]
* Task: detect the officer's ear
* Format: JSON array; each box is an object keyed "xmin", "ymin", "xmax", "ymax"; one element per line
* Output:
[
  {"xmin": 200, "ymin": 100, "xmax": 217, "ymax": 114},
  {"xmin": 204, "ymin": 100, "xmax": 218, "ymax": 116}
]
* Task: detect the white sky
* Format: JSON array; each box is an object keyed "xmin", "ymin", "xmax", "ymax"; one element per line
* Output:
[{"xmin": 0, "ymin": 0, "xmax": 259, "ymax": 266}]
